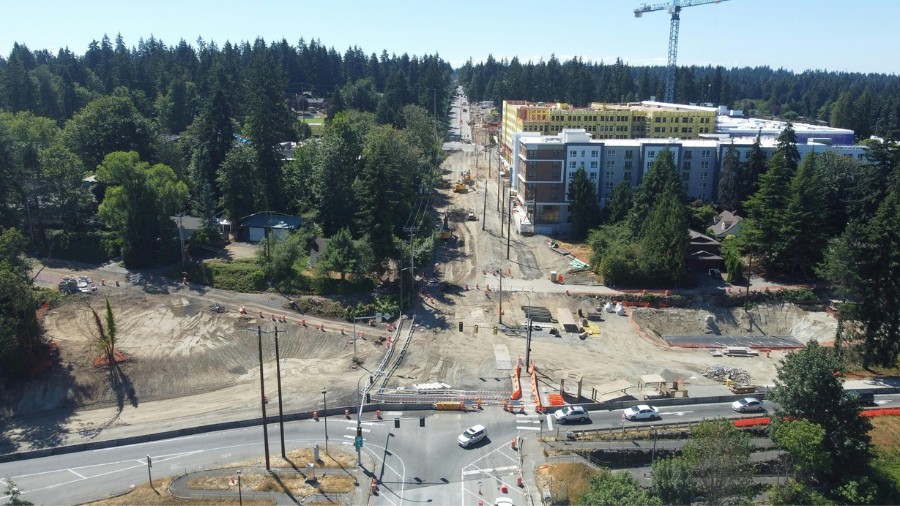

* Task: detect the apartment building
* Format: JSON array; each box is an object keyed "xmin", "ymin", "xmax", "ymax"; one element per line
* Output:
[{"xmin": 511, "ymin": 129, "xmax": 867, "ymax": 236}]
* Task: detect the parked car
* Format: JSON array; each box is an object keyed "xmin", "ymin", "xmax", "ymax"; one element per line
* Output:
[
  {"xmin": 494, "ymin": 498, "xmax": 515, "ymax": 506},
  {"xmin": 554, "ymin": 406, "xmax": 589, "ymax": 424},
  {"xmin": 731, "ymin": 397, "xmax": 765, "ymax": 413},
  {"xmin": 845, "ymin": 391, "xmax": 876, "ymax": 406},
  {"xmin": 622, "ymin": 405, "xmax": 659, "ymax": 421},
  {"xmin": 457, "ymin": 424, "xmax": 487, "ymax": 448}
]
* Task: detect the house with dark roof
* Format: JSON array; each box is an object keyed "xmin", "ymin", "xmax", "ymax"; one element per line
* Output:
[
  {"xmin": 239, "ymin": 212, "xmax": 301, "ymax": 242},
  {"xmin": 687, "ymin": 230, "xmax": 723, "ymax": 272}
]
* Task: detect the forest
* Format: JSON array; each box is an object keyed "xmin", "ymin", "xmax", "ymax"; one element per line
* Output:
[
  {"xmin": 0, "ymin": 37, "xmax": 898, "ymax": 376},
  {"xmin": 457, "ymin": 56, "xmax": 900, "ymax": 141}
]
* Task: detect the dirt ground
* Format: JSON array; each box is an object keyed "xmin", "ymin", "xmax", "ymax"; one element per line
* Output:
[{"xmin": 0, "ymin": 143, "xmax": 837, "ymax": 453}]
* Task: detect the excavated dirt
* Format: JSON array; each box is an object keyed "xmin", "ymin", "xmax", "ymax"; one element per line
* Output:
[{"xmin": 0, "ymin": 146, "xmax": 838, "ymax": 453}]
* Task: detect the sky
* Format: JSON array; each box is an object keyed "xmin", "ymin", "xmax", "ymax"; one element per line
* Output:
[{"xmin": 2, "ymin": 0, "xmax": 898, "ymax": 75}]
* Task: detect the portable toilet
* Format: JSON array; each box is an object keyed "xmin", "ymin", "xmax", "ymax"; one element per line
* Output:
[
  {"xmin": 615, "ymin": 302, "xmax": 625, "ymax": 316},
  {"xmin": 603, "ymin": 301, "xmax": 613, "ymax": 313},
  {"xmin": 550, "ymin": 271, "xmax": 558, "ymax": 283}
]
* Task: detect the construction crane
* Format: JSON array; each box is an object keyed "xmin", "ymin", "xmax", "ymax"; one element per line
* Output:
[{"xmin": 634, "ymin": 0, "xmax": 728, "ymax": 104}]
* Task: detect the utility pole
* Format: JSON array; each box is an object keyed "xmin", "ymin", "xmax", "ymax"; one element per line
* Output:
[
  {"xmin": 256, "ymin": 326, "xmax": 271, "ymax": 470},
  {"xmin": 404, "ymin": 226, "xmax": 419, "ymax": 301},
  {"xmin": 272, "ymin": 327, "xmax": 285, "ymax": 459},
  {"xmin": 499, "ymin": 266, "xmax": 503, "ymax": 325},
  {"xmin": 482, "ymin": 180, "xmax": 487, "ymax": 231},
  {"xmin": 506, "ymin": 198, "xmax": 512, "ymax": 260}
]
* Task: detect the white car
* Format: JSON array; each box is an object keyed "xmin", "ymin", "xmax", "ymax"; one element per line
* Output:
[
  {"xmin": 622, "ymin": 405, "xmax": 659, "ymax": 421},
  {"xmin": 494, "ymin": 498, "xmax": 515, "ymax": 506},
  {"xmin": 457, "ymin": 424, "xmax": 487, "ymax": 448},
  {"xmin": 554, "ymin": 406, "xmax": 589, "ymax": 423},
  {"xmin": 731, "ymin": 397, "xmax": 764, "ymax": 413}
]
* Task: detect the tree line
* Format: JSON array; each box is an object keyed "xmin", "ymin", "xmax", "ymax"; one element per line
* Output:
[
  {"xmin": 0, "ymin": 36, "xmax": 452, "ymax": 267},
  {"xmin": 458, "ymin": 56, "xmax": 900, "ymax": 140}
]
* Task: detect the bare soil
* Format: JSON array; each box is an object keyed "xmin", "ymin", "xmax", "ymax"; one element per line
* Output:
[{"xmin": 0, "ymin": 145, "xmax": 837, "ymax": 453}]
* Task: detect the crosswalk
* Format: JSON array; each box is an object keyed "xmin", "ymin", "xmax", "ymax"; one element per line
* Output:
[{"xmin": 515, "ymin": 414, "xmax": 543, "ymax": 432}]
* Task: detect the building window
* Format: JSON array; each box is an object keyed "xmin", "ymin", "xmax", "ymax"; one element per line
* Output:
[
  {"xmin": 605, "ymin": 181, "xmax": 615, "ymax": 189},
  {"xmin": 607, "ymin": 149, "xmax": 616, "ymax": 157},
  {"xmin": 570, "ymin": 161, "xmax": 577, "ymax": 169},
  {"xmin": 683, "ymin": 161, "xmax": 691, "ymax": 170},
  {"xmin": 684, "ymin": 151, "xmax": 692, "ymax": 159},
  {"xmin": 625, "ymin": 151, "xmax": 634, "ymax": 159},
  {"xmin": 700, "ymin": 171, "xmax": 708, "ymax": 180},
  {"xmin": 623, "ymin": 171, "xmax": 632, "ymax": 181},
  {"xmin": 606, "ymin": 160, "xmax": 615, "ymax": 168},
  {"xmin": 581, "ymin": 150, "xmax": 586, "ymax": 157},
  {"xmin": 591, "ymin": 150, "xmax": 599, "ymax": 157},
  {"xmin": 701, "ymin": 161, "xmax": 710, "ymax": 169},
  {"xmin": 700, "ymin": 182, "xmax": 708, "ymax": 190},
  {"xmin": 701, "ymin": 150, "xmax": 711, "ymax": 158},
  {"xmin": 590, "ymin": 161, "xmax": 598, "ymax": 168},
  {"xmin": 589, "ymin": 173, "xmax": 597, "ymax": 181},
  {"xmin": 605, "ymin": 170, "xmax": 615, "ymax": 179},
  {"xmin": 648, "ymin": 151, "xmax": 656, "ymax": 158},
  {"xmin": 569, "ymin": 150, "xmax": 576, "ymax": 157}
]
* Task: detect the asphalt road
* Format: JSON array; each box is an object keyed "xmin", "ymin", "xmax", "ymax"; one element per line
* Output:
[{"xmin": 4, "ymin": 394, "xmax": 897, "ymax": 505}]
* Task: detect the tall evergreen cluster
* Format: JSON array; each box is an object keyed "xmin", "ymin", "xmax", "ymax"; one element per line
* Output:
[{"xmin": 459, "ymin": 57, "xmax": 900, "ymax": 141}]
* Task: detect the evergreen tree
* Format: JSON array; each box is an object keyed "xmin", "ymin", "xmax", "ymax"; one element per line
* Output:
[
  {"xmin": 778, "ymin": 152, "xmax": 826, "ymax": 276},
  {"xmin": 716, "ymin": 142, "xmax": 742, "ymax": 211},
  {"xmin": 775, "ymin": 121, "xmax": 801, "ymax": 173},
  {"xmin": 243, "ymin": 38, "xmax": 293, "ymax": 212},
  {"xmin": 639, "ymin": 189, "xmax": 689, "ymax": 285},
  {"xmin": 742, "ymin": 151, "xmax": 793, "ymax": 273},
  {"xmin": 742, "ymin": 132, "xmax": 767, "ymax": 199},
  {"xmin": 629, "ymin": 147, "xmax": 683, "ymax": 236},
  {"xmin": 604, "ymin": 182, "xmax": 633, "ymax": 224},
  {"xmin": 566, "ymin": 166, "xmax": 600, "ymax": 240}
]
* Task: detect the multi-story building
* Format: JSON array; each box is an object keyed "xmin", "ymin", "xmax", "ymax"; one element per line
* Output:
[
  {"xmin": 501, "ymin": 100, "xmax": 717, "ymax": 161},
  {"xmin": 511, "ymin": 129, "xmax": 867, "ymax": 236}
]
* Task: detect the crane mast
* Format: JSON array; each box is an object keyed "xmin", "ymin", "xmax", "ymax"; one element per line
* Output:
[{"xmin": 634, "ymin": 0, "xmax": 728, "ymax": 103}]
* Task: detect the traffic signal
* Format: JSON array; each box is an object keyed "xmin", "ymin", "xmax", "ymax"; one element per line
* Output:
[
  {"xmin": 357, "ymin": 426, "xmax": 363, "ymax": 438},
  {"xmin": 458, "ymin": 321, "xmax": 463, "ymax": 332},
  {"xmin": 394, "ymin": 417, "xmax": 400, "ymax": 428},
  {"xmin": 419, "ymin": 416, "xmax": 425, "ymax": 427}
]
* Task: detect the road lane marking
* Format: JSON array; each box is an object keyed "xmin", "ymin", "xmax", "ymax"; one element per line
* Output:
[
  {"xmin": 68, "ymin": 469, "xmax": 86, "ymax": 479},
  {"xmin": 516, "ymin": 426, "xmax": 540, "ymax": 431},
  {"xmin": 546, "ymin": 414, "xmax": 554, "ymax": 430}
]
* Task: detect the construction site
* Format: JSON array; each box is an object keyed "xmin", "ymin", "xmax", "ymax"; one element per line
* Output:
[{"xmin": 0, "ymin": 100, "xmax": 839, "ymax": 454}]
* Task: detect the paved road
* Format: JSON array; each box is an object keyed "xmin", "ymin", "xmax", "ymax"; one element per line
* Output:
[{"xmin": 4, "ymin": 393, "xmax": 897, "ymax": 505}]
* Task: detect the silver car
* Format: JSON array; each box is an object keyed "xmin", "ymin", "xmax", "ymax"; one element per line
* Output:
[
  {"xmin": 457, "ymin": 424, "xmax": 487, "ymax": 448},
  {"xmin": 731, "ymin": 397, "xmax": 764, "ymax": 413}
]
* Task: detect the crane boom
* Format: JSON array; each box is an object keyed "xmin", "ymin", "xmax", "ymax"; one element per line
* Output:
[{"xmin": 634, "ymin": 0, "xmax": 728, "ymax": 103}]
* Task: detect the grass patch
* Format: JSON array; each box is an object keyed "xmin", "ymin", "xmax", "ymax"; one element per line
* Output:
[
  {"xmin": 84, "ymin": 476, "xmax": 273, "ymax": 505},
  {"xmin": 183, "ymin": 259, "xmax": 266, "ymax": 292},
  {"xmin": 536, "ymin": 462, "xmax": 599, "ymax": 504}
]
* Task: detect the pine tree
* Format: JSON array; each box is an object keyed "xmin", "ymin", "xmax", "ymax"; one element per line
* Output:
[
  {"xmin": 716, "ymin": 142, "xmax": 742, "ymax": 211},
  {"xmin": 629, "ymin": 147, "xmax": 683, "ymax": 236},
  {"xmin": 778, "ymin": 152, "xmax": 826, "ymax": 276},
  {"xmin": 566, "ymin": 166, "xmax": 600, "ymax": 240},
  {"xmin": 742, "ymin": 151, "xmax": 793, "ymax": 273}
]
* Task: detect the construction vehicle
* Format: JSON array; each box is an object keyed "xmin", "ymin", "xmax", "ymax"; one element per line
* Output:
[
  {"xmin": 440, "ymin": 213, "xmax": 452, "ymax": 239},
  {"xmin": 454, "ymin": 181, "xmax": 468, "ymax": 193}
]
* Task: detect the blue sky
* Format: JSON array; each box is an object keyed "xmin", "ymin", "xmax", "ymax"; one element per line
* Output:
[{"xmin": 2, "ymin": 0, "xmax": 898, "ymax": 75}]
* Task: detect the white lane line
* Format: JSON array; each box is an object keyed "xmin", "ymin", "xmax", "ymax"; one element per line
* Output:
[
  {"xmin": 67, "ymin": 469, "xmax": 86, "ymax": 479},
  {"xmin": 546, "ymin": 414, "xmax": 554, "ymax": 431},
  {"xmin": 345, "ymin": 427, "xmax": 371, "ymax": 433},
  {"xmin": 516, "ymin": 426, "xmax": 541, "ymax": 431}
]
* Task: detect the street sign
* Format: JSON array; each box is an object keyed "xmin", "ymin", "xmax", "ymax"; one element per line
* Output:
[{"xmin": 354, "ymin": 436, "xmax": 364, "ymax": 449}]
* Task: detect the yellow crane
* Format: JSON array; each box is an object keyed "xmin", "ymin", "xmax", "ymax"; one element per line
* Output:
[{"xmin": 634, "ymin": 0, "xmax": 729, "ymax": 103}]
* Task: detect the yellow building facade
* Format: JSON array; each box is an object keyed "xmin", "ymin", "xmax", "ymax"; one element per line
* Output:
[{"xmin": 501, "ymin": 100, "xmax": 716, "ymax": 161}]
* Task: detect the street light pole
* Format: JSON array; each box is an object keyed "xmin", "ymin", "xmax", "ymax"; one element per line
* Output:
[
  {"xmin": 356, "ymin": 373, "xmax": 372, "ymax": 468},
  {"xmin": 522, "ymin": 292, "xmax": 534, "ymax": 371},
  {"xmin": 322, "ymin": 389, "xmax": 328, "ymax": 453},
  {"xmin": 237, "ymin": 470, "xmax": 243, "ymax": 505}
]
